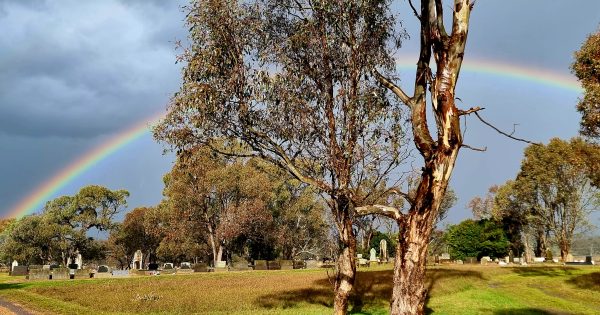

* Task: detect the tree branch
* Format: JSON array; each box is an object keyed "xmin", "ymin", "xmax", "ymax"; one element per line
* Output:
[
  {"xmin": 458, "ymin": 106, "xmax": 484, "ymax": 116},
  {"xmin": 408, "ymin": 0, "xmax": 422, "ymax": 21},
  {"xmin": 372, "ymin": 69, "xmax": 412, "ymax": 106},
  {"xmin": 461, "ymin": 144, "xmax": 487, "ymax": 152},
  {"xmin": 355, "ymin": 204, "xmax": 403, "ymax": 220},
  {"xmin": 384, "ymin": 187, "xmax": 414, "ymax": 206},
  {"xmin": 474, "ymin": 112, "xmax": 541, "ymax": 146}
]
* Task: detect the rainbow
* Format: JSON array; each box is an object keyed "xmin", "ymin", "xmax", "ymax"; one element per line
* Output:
[
  {"xmin": 4, "ymin": 57, "xmax": 583, "ymax": 219},
  {"xmin": 395, "ymin": 55, "xmax": 583, "ymax": 93},
  {"xmin": 5, "ymin": 111, "xmax": 166, "ymax": 219}
]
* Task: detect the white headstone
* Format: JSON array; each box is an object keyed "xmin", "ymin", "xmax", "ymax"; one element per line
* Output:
[
  {"xmin": 11, "ymin": 260, "xmax": 18, "ymax": 271},
  {"xmin": 132, "ymin": 250, "xmax": 144, "ymax": 269},
  {"xmin": 76, "ymin": 253, "xmax": 83, "ymax": 269},
  {"xmin": 216, "ymin": 261, "xmax": 227, "ymax": 268},
  {"xmin": 369, "ymin": 248, "xmax": 377, "ymax": 262}
]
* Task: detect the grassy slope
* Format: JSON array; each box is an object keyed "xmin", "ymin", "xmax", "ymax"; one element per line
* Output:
[{"xmin": 0, "ymin": 265, "xmax": 598, "ymax": 314}]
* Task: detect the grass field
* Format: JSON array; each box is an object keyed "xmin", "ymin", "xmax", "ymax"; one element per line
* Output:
[{"xmin": 0, "ymin": 265, "xmax": 599, "ymax": 314}]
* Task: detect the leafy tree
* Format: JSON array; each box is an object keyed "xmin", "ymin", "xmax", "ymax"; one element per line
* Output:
[
  {"xmin": 572, "ymin": 29, "xmax": 600, "ymax": 139},
  {"xmin": 154, "ymin": 1, "xmax": 409, "ymax": 312},
  {"xmin": 0, "ymin": 215, "xmax": 56, "ymax": 264},
  {"xmin": 513, "ymin": 138, "xmax": 599, "ymax": 261},
  {"xmin": 43, "ymin": 185, "xmax": 129, "ymax": 266},
  {"xmin": 444, "ymin": 219, "xmax": 509, "ymax": 260},
  {"xmin": 162, "ymin": 147, "xmax": 275, "ymax": 266}
]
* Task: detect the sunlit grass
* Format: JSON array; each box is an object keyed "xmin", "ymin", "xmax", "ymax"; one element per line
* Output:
[{"xmin": 0, "ymin": 264, "xmax": 599, "ymax": 314}]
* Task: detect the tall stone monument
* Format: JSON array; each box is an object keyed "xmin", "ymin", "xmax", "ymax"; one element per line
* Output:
[{"xmin": 380, "ymin": 239, "xmax": 388, "ymax": 262}]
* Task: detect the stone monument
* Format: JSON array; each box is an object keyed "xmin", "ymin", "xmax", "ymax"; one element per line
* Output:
[
  {"xmin": 369, "ymin": 248, "xmax": 377, "ymax": 262},
  {"xmin": 380, "ymin": 239, "xmax": 388, "ymax": 262},
  {"xmin": 132, "ymin": 250, "xmax": 144, "ymax": 269},
  {"xmin": 11, "ymin": 260, "xmax": 18, "ymax": 272}
]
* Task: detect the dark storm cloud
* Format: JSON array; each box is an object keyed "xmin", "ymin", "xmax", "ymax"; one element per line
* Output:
[{"xmin": 0, "ymin": 0, "xmax": 185, "ymax": 138}]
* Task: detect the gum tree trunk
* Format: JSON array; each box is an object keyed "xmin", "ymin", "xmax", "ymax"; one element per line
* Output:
[{"xmin": 333, "ymin": 196, "xmax": 357, "ymax": 315}]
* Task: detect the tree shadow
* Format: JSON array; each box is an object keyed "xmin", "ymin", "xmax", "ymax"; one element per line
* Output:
[
  {"xmin": 0, "ymin": 283, "xmax": 26, "ymax": 291},
  {"xmin": 423, "ymin": 268, "xmax": 484, "ymax": 314},
  {"xmin": 256, "ymin": 268, "xmax": 484, "ymax": 314},
  {"xmin": 510, "ymin": 267, "xmax": 576, "ymax": 278},
  {"xmin": 492, "ymin": 308, "xmax": 560, "ymax": 315},
  {"xmin": 566, "ymin": 272, "xmax": 600, "ymax": 291}
]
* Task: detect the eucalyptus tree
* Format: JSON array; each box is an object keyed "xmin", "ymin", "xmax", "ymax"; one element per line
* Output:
[
  {"xmin": 154, "ymin": 1, "xmax": 409, "ymax": 313},
  {"xmin": 513, "ymin": 138, "xmax": 600, "ymax": 261},
  {"xmin": 572, "ymin": 29, "xmax": 600, "ymax": 140},
  {"xmin": 353, "ymin": 1, "xmax": 476, "ymax": 313}
]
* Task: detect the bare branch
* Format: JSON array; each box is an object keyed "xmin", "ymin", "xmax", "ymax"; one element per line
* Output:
[
  {"xmin": 408, "ymin": 0, "xmax": 422, "ymax": 21},
  {"xmin": 461, "ymin": 144, "xmax": 487, "ymax": 152},
  {"xmin": 474, "ymin": 112, "xmax": 541, "ymax": 145},
  {"xmin": 458, "ymin": 106, "xmax": 484, "ymax": 116},
  {"xmin": 372, "ymin": 69, "xmax": 412, "ymax": 106},
  {"xmin": 355, "ymin": 204, "xmax": 403, "ymax": 220},
  {"xmin": 385, "ymin": 187, "xmax": 414, "ymax": 206}
]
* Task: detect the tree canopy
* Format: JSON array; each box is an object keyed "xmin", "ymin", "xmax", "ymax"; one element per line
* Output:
[{"xmin": 572, "ymin": 29, "xmax": 600, "ymax": 139}]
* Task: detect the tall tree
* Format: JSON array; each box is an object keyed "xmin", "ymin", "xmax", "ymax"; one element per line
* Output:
[
  {"xmin": 572, "ymin": 29, "xmax": 600, "ymax": 139},
  {"xmin": 354, "ymin": 1, "xmax": 474, "ymax": 313},
  {"xmin": 514, "ymin": 138, "xmax": 600, "ymax": 261},
  {"xmin": 154, "ymin": 1, "xmax": 408, "ymax": 313}
]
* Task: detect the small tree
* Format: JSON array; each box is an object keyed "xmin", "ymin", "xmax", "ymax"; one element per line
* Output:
[{"xmin": 445, "ymin": 219, "xmax": 509, "ymax": 260}]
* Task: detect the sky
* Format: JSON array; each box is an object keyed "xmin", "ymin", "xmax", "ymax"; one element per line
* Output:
[{"xmin": 0, "ymin": 1, "xmax": 599, "ymax": 228}]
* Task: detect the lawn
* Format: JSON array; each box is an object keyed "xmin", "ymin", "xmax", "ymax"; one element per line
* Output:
[{"xmin": 0, "ymin": 265, "xmax": 599, "ymax": 314}]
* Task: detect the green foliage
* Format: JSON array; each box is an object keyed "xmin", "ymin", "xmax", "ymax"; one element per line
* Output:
[
  {"xmin": 572, "ymin": 30, "xmax": 600, "ymax": 139},
  {"xmin": 0, "ymin": 185, "xmax": 128, "ymax": 265},
  {"xmin": 444, "ymin": 219, "xmax": 509, "ymax": 260}
]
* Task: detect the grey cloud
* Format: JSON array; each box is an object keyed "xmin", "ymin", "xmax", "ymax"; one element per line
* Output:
[{"xmin": 0, "ymin": 0, "xmax": 186, "ymax": 138}]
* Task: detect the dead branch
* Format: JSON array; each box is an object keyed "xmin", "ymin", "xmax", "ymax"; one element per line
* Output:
[
  {"xmin": 408, "ymin": 0, "xmax": 422, "ymax": 21},
  {"xmin": 458, "ymin": 106, "xmax": 484, "ymax": 116},
  {"xmin": 474, "ymin": 112, "xmax": 541, "ymax": 145},
  {"xmin": 461, "ymin": 144, "xmax": 487, "ymax": 152}
]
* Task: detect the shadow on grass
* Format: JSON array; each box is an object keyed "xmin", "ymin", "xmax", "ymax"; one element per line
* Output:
[
  {"xmin": 566, "ymin": 272, "xmax": 600, "ymax": 291},
  {"xmin": 493, "ymin": 308, "xmax": 558, "ymax": 315},
  {"xmin": 0, "ymin": 283, "xmax": 26, "ymax": 291},
  {"xmin": 510, "ymin": 267, "xmax": 576, "ymax": 278},
  {"xmin": 256, "ymin": 268, "xmax": 484, "ymax": 314}
]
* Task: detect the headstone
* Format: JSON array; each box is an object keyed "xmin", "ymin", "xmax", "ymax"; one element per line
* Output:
[
  {"xmin": 42, "ymin": 265, "xmax": 51, "ymax": 270},
  {"xmin": 254, "ymin": 260, "xmax": 268, "ymax": 270},
  {"xmin": 215, "ymin": 261, "xmax": 227, "ymax": 268},
  {"xmin": 267, "ymin": 260, "xmax": 281, "ymax": 270},
  {"xmin": 68, "ymin": 263, "xmax": 79, "ymax": 270},
  {"xmin": 180, "ymin": 262, "xmax": 192, "ymax": 269},
  {"xmin": 293, "ymin": 260, "xmax": 306, "ymax": 269},
  {"xmin": 566, "ymin": 254, "xmax": 574, "ymax": 263},
  {"xmin": 585, "ymin": 256, "xmax": 594, "ymax": 264},
  {"xmin": 28, "ymin": 269, "xmax": 51, "ymax": 281},
  {"xmin": 465, "ymin": 257, "xmax": 477, "ymax": 264},
  {"xmin": 132, "ymin": 250, "xmax": 143, "ymax": 269},
  {"xmin": 111, "ymin": 270, "xmax": 130, "ymax": 277},
  {"xmin": 280, "ymin": 260, "xmax": 293, "ymax": 270},
  {"xmin": 533, "ymin": 257, "xmax": 545, "ymax": 263},
  {"xmin": 480, "ymin": 256, "xmax": 491, "ymax": 264},
  {"xmin": 440, "ymin": 253, "xmax": 451, "ymax": 260},
  {"xmin": 51, "ymin": 268, "xmax": 69, "ymax": 280},
  {"xmin": 304, "ymin": 260, "xmax": 319, "ymax": 269},
  {"xmin": 505, "ymin": 256, "xmax": 510, "ymax": 264},
  {"xmin": 358, "ymin": 258, "xmax": 370, "ymax": 267},
  {"xmin": 75, "ymin": 253, "xmax": 83, "ymax": 270},
  {"xmin": 357, "ymin": 254, "xmax": 362, "ymax": 259},
  {"xmin": 380, "ymin": 239, "xmax": 388, "ymax": 262},
  {"xmin": 148, "ymin": 263, "xmax": 159, "ymax": 271},
  {"xmin": 369, "ymin": 248, "xmax": 377, "ymax": 262},
  {"xmin": 455, "ymin": 260, "xmax": 463, "ymax": 264},
  {"xmin": 97, "ymin": 265, "xmax": 110, "ymax": 273},
  {"xmin": 193, "ymin": 263, "xmax": 209, "ymax": 272},
  {"xmin": 11, "ymin": 260, "xmax": 18, "ymax": 272},
  {"xmin": 498, "ymin": 261, "xmax": 507, "ymax": 266},
  {"xmin": 10, "ymin": 266, "xmax": 28, "ymax": 276},
  {"xmin": 513, "ymin": 257, "xmax": 521, "ymax": 263}
]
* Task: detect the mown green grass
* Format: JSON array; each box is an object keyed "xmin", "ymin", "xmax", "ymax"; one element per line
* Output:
[{"xmin": 0, "ymin": 265, "xmax": 599, "ymax": 314}]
